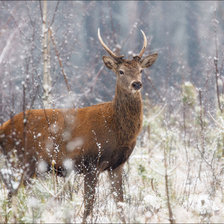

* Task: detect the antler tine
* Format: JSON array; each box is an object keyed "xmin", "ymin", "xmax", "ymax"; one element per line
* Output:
[
  {"xmin": 138, "ymin": 30, "xmax": 147, "ymax": 58},
  {"xmin": 98, "ymin": 28, "xmax": 123, "ymax": 60}
]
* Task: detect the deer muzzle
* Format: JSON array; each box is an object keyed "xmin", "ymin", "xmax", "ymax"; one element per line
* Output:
[{"xmin": 131, "ymin": 81, "xmax": 142, "ymax": 91}]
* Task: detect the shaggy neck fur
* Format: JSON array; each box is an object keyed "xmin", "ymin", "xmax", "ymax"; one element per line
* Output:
[{"xmin": 112, "ymin": 84, "xmax": 143, "ymax": 145}]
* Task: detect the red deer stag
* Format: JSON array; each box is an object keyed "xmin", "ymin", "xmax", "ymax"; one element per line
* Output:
[{"xmin": 0, "ymin": 29, "xmax": 158, "ymax": 222}]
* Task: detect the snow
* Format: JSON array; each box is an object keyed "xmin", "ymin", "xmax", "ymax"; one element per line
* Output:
[
  {"xmin": 37, "ymin": 160, "xmax": 48, "ymax": 173},
  {"xmin": 66, "ymin": 137, "xmax": 84, "ymax": 152},
  {"xmin": 49, "ymin": 123, "xmax": 59, "ymax": 134},
  {"xmin": 63, "ymin": 158, "xmax": 74, "ymax": 171},
  {"xmin": 27, "ymin": 197, "xmax": 40, "ymax": 209}
]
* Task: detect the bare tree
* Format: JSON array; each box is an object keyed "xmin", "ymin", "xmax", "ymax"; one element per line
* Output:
[{"xmin": 41, "ymin": 0, "xmax": 52, "ymax": 108}]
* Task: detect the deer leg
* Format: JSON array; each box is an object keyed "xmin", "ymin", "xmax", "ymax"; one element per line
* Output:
[
  {"xmin": 108, "ymin": 165, "xmax": 126, "ymax": 223},
  {"xmin": 82, "ymin": 170, "xmax": 98, "ymax": 223}
]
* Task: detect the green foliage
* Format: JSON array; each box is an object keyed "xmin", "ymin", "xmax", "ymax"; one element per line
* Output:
[{"xmin": 182, "ymin": 81, "xmax": 197, "ymax": 107}]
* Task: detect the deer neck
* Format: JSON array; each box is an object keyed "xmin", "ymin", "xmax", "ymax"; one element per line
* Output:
[{"xmin": 112, "ymin": 85, "xmax": 143, "ymax": 144}]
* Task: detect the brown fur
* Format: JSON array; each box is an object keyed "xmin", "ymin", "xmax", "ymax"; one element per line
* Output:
[{"xmin": 0, "ymin": 45, "xmax": 157, "ymax": 222}]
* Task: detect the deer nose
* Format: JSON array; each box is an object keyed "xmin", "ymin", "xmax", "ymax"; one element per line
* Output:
[{"xmin": 132, "ymin": 81, "xmax": 142, "ymax": 90}]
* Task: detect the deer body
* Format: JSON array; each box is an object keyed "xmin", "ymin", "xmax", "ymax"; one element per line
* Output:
[
  {"xmin": 0, "ymin": 29, "xmax": 157, "ymax": 222},
  {"xmin": 1, "ymin": 96, "xmax": 141, "ymax": 175}
]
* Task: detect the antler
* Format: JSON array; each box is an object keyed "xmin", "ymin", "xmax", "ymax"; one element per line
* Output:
[
  {"xmin": 138, "ymin": 30, "xmax": 147, "ymax": 58},
  {"xmin": 98, "ymin": 28, "xmax": 124, "ymax": 60}
]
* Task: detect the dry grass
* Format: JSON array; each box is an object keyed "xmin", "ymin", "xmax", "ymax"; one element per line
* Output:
[{"xmin": 1, "ymin": 96, "xmax": 224, "ymax": 223}]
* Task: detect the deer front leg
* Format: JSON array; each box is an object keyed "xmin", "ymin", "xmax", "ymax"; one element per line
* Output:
[
  {"xmin": 82, "ymin": 170, "xmax": 98, "ymax": 223},
  {"xmin": 108, "ymin": 165, "xmax": 126, "ymax": 223}
]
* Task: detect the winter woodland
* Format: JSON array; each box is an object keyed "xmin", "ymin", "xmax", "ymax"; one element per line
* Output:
[{"xmin": 1, "ymin": 1, "xmax": 224, "ymax": 223}]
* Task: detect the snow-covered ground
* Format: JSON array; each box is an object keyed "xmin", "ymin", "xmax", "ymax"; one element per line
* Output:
[{"xmin": 1, "ymin": 103, "xmax": 224, "ymax": 223}]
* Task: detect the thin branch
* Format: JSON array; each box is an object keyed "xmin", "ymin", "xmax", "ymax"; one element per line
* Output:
[
  {"xmin": 198, "ymin": 89, "xmax": 205, "ymax": 180},
  {"xmin": 49, "ymin": 28, "xmax": 71, "ymax": 92},
  {"xmin": 39, "ymin": 0, "xmax": 43, "ymax": 23},
  {"xmin": 49, "ymin": 28, "xmax": 76, "ymax": 108},
  {"xmin": 198, "ymin": 89, "xmax": 205, "ymax": 154},
  {"xmin": 148, "ymin": 103, "xmax": 167, "ymax": 123},
  {"xmin": 0, "ymin": 28, "xmax": 17, "ymax": 64},
  {"xmin": 89, "ymin": 65, "xmax": 104, "ymax": 93},
  {"xmin": 36, "ymin": 171, "xmax": 76, "ymax": 199},
  {"xmin": 214, "ymin": 8, "xmax": 222, "ymax": 113},
  {"xmin": 164, "ymin": 147, "xmax": 176, "ymax": 224},
  {"xmin": 50, "ymin": 0, "xmax": 60, "ymax": 27},
  {"xmin": 208, "ymin": 111, "xmax": 224, "ymax": 130},
  {"xmin": 146, "ymin": 76, "xmax": 164, "ymax": 103}
]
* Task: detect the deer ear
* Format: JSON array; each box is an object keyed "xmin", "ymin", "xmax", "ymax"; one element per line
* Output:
[
  {"xmin": 140, "ymin": 53, "xmax": 158, "ymax": 68},
  {"xmin": 102, "ymin": 56, "xmax": 117, "ymax": 70}
]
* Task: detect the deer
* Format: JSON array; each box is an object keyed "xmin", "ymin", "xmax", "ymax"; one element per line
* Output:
[{"xmin": 0, "ymin": 28, "xmax": 158, "ymax": 222}]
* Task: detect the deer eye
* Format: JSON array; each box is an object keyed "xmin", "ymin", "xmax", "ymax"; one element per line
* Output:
[
  {"xmin": 119, "ymin": 70, "xmax": 124, "ymax": 75},
  {"xmin": 140, "ymin": 69, "xmax": 143, "ymax": 73}
]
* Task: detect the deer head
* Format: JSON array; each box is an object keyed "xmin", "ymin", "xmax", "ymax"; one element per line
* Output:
[{"xmin": 98, "ymin": 29, "xmax": 158, "ymax": 95}]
